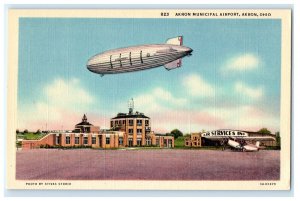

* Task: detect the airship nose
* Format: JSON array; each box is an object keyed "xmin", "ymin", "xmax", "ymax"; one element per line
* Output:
[
  {"xmin": 186, "ymin": 48, "xmax": 193, "ymax": 55},
  {"xmin": 87, "ymin": 64, "xmax": 93, "ymax": 72},
  {"xmin": 86, "ymin": 55, "xmax": 99, "ymax": 72}
]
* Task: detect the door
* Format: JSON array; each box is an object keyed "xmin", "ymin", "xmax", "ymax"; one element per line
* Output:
[
  {"xmin": 98, "ymin": 135, "xmax": 103, "ymax": 148},
  {"xmin": 128, "ymin": 138, "xmax": 133, "ymax": 147},
  {"xmin": 168, "ymin": 140, "xmax": 172, "ymax": 148}
]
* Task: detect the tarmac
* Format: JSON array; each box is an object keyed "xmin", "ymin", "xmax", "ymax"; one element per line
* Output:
[{"xmin": 16, "ymin": 149, "xmax": 280, "ymax": 180}]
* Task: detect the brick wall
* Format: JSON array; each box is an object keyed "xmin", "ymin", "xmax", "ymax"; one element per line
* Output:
[{"xmin": 22, "ymin": 134, "xmax": 55, "ymax": 150}]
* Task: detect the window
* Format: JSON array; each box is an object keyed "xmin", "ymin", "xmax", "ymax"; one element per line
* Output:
[
  {"xmin": 84, "ymin": 137, "xmax": 88, "ymax": 145},
  {"xmin": 92, "ymin": 137, "xmax": 96, "ymax": 144},
  {"xmin": 137, "ymin": 119, "xmax": 142, "ymax": 126},
  {"xmin": 140, "ymin": 50, "xmax": 143, "ymax": 63},
  {"xmin": 129, "ymin": 129, "xmax": 133, "ymax": 134},
  {"xmin": 56, "ymin": 136, "xmax": 60, "ymax": 145},
  {"xmin": 75, "ymin": 137, "xmax": 79, "ymax": 144},
  {"xmin": 110, "ymin": 121, "xmax": 113, "ymax": 127},
  {"xmin": 65, "ymin": 136, "xmax": 70, "ymax": 144},
  {"xmin": 146, "ymin": 138, "xmax": 151, "ymax": 145},
  {"xmin": 137, "ymin": 129, "xmax": 142, "ymax": 135},
  {"xmin": 145, "ymin": 120, "xmax": 149, "ymax": 126},
  {"xmin": 110, "ymin": 55, "xmax": 113, "ymax": 68},
  {"xmin": 129, "ymin": 52, "xmax": 132, "ymax": 66},
  {"xmin": 123, "ymin": 120, "xmax": 125, "ymax": 124},
  {"xmin": 119, "ymin": 137, "xmax": 123, "ymax": 145},
  {"xmin": 119, "ymin": 53, "xmax": 122, "ymax": 67},
  {"xmin": 145, "ymin": 126, "xmax": 151, "ymax": 132},
  {"xmin": 156, "ymin": 139, "xmax": 159, "ymax": 145},
  {"xmin": 129, "ymin": 120, "xmax": 133, "ymax": 126},
  {"xmin": 106, "ymin": 137, "xmax": 110, "ymax": 145},
  {"xmin": 137, "ymin": 139, "xmax": 142, "ymax": 146}
]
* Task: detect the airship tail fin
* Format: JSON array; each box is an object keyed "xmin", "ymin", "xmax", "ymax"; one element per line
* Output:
[
  {"xmin": 164, "ymin": 58, "xmax": 182, "ymax": 70},
  {"xmin": 166, "ymin": 36, "xmax": 183, "ymax": 46}
]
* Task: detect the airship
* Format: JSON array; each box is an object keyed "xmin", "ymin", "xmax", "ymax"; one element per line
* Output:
[{"xmin": 87, "ymin": 36, "xmax": 193, "ymax": 76}]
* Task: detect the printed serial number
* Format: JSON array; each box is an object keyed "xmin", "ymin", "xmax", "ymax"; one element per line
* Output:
[{"xmin": 260, "ymin": 182, "xmax": 277, "ymax": 186}]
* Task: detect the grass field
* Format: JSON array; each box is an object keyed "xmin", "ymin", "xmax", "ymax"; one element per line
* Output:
[{"xmin": 17, "ymin": 132, "xmax": 47, "ymax": 140}]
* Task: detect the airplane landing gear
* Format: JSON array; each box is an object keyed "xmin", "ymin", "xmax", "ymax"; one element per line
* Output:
[{"xmin": 220, "ymin": 138, "xmax": 228, "ymax": 151}]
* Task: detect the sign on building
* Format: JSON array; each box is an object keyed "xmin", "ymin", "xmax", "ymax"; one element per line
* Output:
[{"xmin": 202, "ymin": 130, "xmax": 248, "ymax": 137}]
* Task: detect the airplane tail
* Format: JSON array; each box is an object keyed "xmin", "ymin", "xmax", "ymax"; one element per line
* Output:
[
  {"xmin": 164, "ymin": 36, "xmax": 183, "ymax": 70},
  {"xmin": 256, "ymin": 141, "xmax": 260, "ymax": 148},
  {"xmin": 164, "ymin": 58, "xmax": 182, "ymax": 70},
  {"xmin": 166, "ymin": 36, "xmax": 183, "ymax": 46}
]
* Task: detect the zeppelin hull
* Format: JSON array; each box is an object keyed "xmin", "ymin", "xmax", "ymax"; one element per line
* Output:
[{"xmin": 87, "ymin": 44, "xmax": 193, "ymax": 75}]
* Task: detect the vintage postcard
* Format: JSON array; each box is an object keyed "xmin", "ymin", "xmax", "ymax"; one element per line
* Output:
[{"xmin": 7, "ymin": 9, "xmax": 291, "ymax": 190}]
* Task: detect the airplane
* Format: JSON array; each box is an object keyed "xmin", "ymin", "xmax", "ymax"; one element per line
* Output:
[
  {"xmin": 86, "ymin": 36, "xmax": 193, "ymax": 76},
  {"xmin": 201, "ymin": 130, "xmax": 276, "ymax": 152},
  {"xmin": 227, "ymin": 138, "xmax": 261, "ymax": 152}
]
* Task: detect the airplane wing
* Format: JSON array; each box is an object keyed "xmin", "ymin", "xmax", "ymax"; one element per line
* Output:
[{"xmin": 234, "ymin": 136, "xmax": 276, "ymax": 141}]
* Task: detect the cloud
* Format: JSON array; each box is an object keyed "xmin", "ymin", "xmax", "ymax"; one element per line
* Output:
[
  {"xmin": 129, "ymin": 74, "xmax": 276, "ymax": 133},
  {"xmin": 114, "ymin": 78, "xmax": 277, "ymax": 134},
  {"xmin": 133, "ymin": 87, "xmax": 187, "ymax": 113},
  {"xmin": 17, "ymin": 78, "xmax": 97, "ymax": 130},
  {"xmin": 234, "ymin": 81, "xmax": 264, "ymax": 100},
  {"xmin": 201, "ymin": 105, "xmax": 279, "ymax": 133},
  {"xmin": 223, "ymin": 53, "xmax": 260, "ymax": 72},
  {"xmin": 129, "ymin": 85, "xmax": 222, "ymax": 133},
  {"xmin": 44, "ymin": 78, "xmax": 94, "ymax": 108},
  {"xmin": 182, "ymin": 74, "xmax": 216, "ymax": 97},
  {"xmin": 149, "ymin": 109, "xmax": 226, "ymax": 134}
]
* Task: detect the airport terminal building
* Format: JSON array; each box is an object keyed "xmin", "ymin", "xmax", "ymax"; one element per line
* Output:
[
  {"xmin": 110, "ymin": 111, "xmax": 151, "ymax": 147},
  {"xmin": 22, "ymin": 110, "xmax": 174, "ymax": 150}
]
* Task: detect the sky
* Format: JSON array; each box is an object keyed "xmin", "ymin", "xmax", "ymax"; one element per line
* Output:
[{"xmin": 17, "ymin": 18, "xmax": 281, "ymax": 133}]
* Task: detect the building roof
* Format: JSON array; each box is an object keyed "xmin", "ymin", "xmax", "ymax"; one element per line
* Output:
[
  {"xmin": 76, "ymin": 122, "xmax": 93, "ymax": 126},
  {"xmin": 154, "ymin": 133, "xmax": 169, "ymax": 136},
  {"xmin": 75, "ymin": 114, "xmax": 94, "ymax": 126},
  {"xmin": 111, "ymin": 112, "xmax": 150, "ymax": 119}
]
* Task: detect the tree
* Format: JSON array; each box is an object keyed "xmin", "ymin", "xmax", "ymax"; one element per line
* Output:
[
  {"xmin": 16, "ymin": 129, "xmax": 19, "ymax": 134},
  {"xmin": 257, "ymin": 128, "xmax": 271, "ymax": 135},
  {"xmin": 36, "ymin": 129, "xmax": 41, "ymax": 134},
  {"xmin": 184, "ymin": 133, "xmax": 191, "ymax": 138},
  {"xmin": 170, "ymin": 129, "xmax": 183, "ymax": 139},
  {"xmin": 24, "ymin": 129, "xmax": 28, "ymax": 133},
  {"xmin": 275, "ymin": 131, "xmax": 281, "ymax": 147}
]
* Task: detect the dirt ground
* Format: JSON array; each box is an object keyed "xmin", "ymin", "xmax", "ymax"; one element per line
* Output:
[{"xmin": 16, "ymin": 149, "xmax": 280, "ymax": 180}]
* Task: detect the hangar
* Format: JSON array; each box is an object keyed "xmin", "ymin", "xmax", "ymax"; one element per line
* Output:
[{"xmin": 185, "ymin": 129, "xmax": 277, "ymax": 148}]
